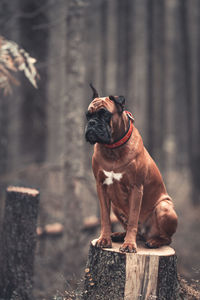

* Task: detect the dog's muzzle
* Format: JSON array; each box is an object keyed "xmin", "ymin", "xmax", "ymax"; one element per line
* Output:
[
  {"xmin": 85, "ymin": 119, "xmax": 111, "ymax": 145},
  {"xmin": 85, "ymin": 128, "xmax": 98, "ymax": 144}
]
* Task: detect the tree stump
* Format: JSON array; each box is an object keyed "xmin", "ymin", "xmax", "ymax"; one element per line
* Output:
[
  {"xmin": 83, "ymin": 239, "xmax": 180, "ymax": 300},
  {"xmin": 0, "ymin": 186, "xmax": 39, "ymax": 300}
]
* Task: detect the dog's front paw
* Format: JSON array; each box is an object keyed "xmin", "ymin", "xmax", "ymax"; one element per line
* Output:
[
  {"xmin": 96, "ymin": 236, "xmax": 112, "ymax": 248},
  {"xmin": 119, "ymin": 242, "xmax": 137, "ymax": 253}
]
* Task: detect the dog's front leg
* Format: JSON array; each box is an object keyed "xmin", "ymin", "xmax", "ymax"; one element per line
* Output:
[
  {"xmin": 120, "ymin": 185, "xmax": 143, "ymax": 253},
  {"xmin": 96, "ymin": 183, "xmax": 112, "ymax": 248}
]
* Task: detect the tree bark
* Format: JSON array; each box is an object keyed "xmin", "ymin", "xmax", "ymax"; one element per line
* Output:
[
  {"xmin": 62, "ymin": 0, "xmax": 89, "ymax": 279},
  {"xmin": 0, "ymin": 186, "xmax": 39, "ymax": 300},
  {"xmin": 128, "ymin": 0, "xmax": 148, "ymax": 141},
  {"xmin": 19, "ymin": 0, "xmax": 48, "ymax": 164},
  {"xmin": 116, "ymin": 0, "xmax": 130, "ymax": 96},
  {"xmin": 83, "ymin": 239, "xmax": 180, "ymax": 300},
  {"xmin": 185, "ymin": 0, "xmax": 200, "ymax": 204},
  {"xmin": 46, "ymin": 0, "xmax": 68, "ymax": 166},
  {"xmin": 147, "ymin": 0, "xmax": 166, "ymax": 167},
  {"xmin": 162, "ymin": 0, "xmax": 180, "ymax": 180},
  {"xmin": 105, "ymin": 0, "xmax": 118, "ymax": 94},
  {"xmin": 0, "ymin": 0, "xmax": 22, "ymax": 174}
]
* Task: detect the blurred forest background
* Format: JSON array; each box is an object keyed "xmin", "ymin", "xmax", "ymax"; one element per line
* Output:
[{"xmin": 0, "ymin": 0, "xmax": 200, "ymax": 299}]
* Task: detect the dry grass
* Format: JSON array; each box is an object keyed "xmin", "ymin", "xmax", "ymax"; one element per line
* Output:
[
  {"xmin": 178, "ymin": 275, "xmax": 200, "ymax": 300},
  {"xmin": 52, "ymin": 274, "xmax": 200, "ymax": 300}
]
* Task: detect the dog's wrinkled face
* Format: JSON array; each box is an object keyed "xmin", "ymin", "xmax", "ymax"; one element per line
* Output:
[
  {"xmin": 85, "ymin": 94, "xmax": 126, "ymax": 145},
  {"xmin": 85, "ymin": 97, "xmax": 113, "ymax": 144}
]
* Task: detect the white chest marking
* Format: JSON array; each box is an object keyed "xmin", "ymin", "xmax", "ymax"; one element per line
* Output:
[{"xmin": 103, "ymin": 170, "xmax": 123, "ymax": 185}]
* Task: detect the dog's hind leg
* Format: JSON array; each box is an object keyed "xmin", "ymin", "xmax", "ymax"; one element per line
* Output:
[{"xmin": 145, "ymin": 200, "xmax": 178, "ymax": 248}]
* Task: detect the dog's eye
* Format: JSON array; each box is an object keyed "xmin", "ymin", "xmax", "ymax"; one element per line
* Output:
[
  {"xmin": 103, "ymin": 110, "xmax": 112, "ymax": 122},
  {"xmin": 97, "ymin": 109, "xmax": 107, "ymax": 117},
  {"xmin": 105, "ymin": 112, "xmax": 112, "ymax": 123},
  {"xmin": 97, "ymin": 109, "xmax": 112, "ymax": 123}
]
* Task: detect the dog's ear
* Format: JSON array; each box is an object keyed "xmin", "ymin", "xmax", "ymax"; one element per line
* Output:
[
  {"xmin": 109, "ymin": 95, "xmax": 125, "ymax": 113},
  {"xmin": 89, "ymin": 83, "xmax": 99, "ymax": 99}
]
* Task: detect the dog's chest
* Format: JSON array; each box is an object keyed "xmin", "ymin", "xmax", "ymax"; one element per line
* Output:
[
  {"xmin": 103, "ymin": 170, "xmax": 123, "ymax": 185},
  {"xmin": 101, "ymin": 169, "xmax": 130, "ymax": 207}
]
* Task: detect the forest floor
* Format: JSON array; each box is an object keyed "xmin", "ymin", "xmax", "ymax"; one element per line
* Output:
[
  {"xmin": 0, "ymin": 163, "xmax": 199, "ymax": 299},
  {"xmin": 167, "ymin": 169, "xmax": 200, "ymax": 284}
]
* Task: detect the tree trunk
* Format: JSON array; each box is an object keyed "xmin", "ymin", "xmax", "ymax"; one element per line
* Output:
[
  {"xmin": 46, "ymin": 0, "xmax": 68, "ymax": 166},
  {"xmin": 83, "ymin": 239, "xmax": 180, "ymax": 300},
  {"xmin": 162, "ymin": 0, "xmax": 180, "ymax": 180},
  {"xmin": 128, "ymin": 0, "xmax": 148, "ymax": 141},
  {"xmin": 185, "ymin": 0, "xmax": 200, "ymax": 204},
  {"xmin": 62, "ymin": 0, "xmax": 89, "ymax": 279},
  {"xmin": 0, "ymin": 0, "xmax": 22, "ymax": 174},
  {"xmin": 0, "ymin": 186, "xmax": 39, "ymax": 300},
  {"xmin": 116, "ymin": 0, "xmax": 130, "ymax": 96},
  {"xmin": 105, "ymin": 0, "xmax": 118, "ymax": 94},
  {"xmin": 147, "ymin": 0, "xmax": 166, "ymax": 167},
  {"xmin": 19, "ymin": 0, "xmax": 48, "ymax": 164}
]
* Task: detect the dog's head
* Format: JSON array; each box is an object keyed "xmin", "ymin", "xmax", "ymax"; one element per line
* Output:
[{"xmin": 85, "ymin": 84, "xmax": 126, "ymax": 145}]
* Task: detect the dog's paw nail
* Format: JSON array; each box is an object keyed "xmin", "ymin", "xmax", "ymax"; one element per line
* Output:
[
  {"xmin": 145, "ymin": 242, "xmax": 153, "ymax": 248},
  {"xmin": 119, "ymin": 243, "xmax": 137, "ymax": 253},
  {"xmin": 119, "ymin": 247, "xmax": 125, "ymax": 253},
  {"xmin": 124, "ymin": 248, "xmax": 129, "ymax": 253},
  {"xmin": 145, "ymin": 241, "xmax": 158, "ymax": 249},
  {"xmin": 129, "ymin": 248, "xmax": 137, "ymax": 253},
  {"xmin": 96, "ymin": 238, "xmax": 112, "ymax": 248}
]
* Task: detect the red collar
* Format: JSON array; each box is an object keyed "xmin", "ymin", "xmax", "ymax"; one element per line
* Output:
[{"xmin": 104, "ymin": 111, "xmax": 134, "ymax": 149}]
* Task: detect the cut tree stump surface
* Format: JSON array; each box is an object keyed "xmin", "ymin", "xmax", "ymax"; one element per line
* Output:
[
  {"xmin": 83, "ymin": 239, "xmax": 180, "ymax": 300},
  {"xmin": 7, "ymin": 185, "xmax": 39, "ymax": 196},
  {"xmin": 94, "ymin": 239, "xmax": 175, "ymax": 255}
]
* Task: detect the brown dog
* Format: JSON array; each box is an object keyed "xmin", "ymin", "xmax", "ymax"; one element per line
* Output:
[{"xmin": 85, "ymin": 86, "xmax": 178, "ymax": 253}]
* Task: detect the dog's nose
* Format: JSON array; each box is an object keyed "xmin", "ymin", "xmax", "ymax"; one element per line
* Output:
[{"xmin": 89, "ymin": 120, "xmax": 96, "ymax": 126}]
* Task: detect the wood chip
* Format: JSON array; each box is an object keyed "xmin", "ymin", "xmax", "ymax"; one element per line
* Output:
[
  {"xmin": 85, "ymin": 268, "xmax": 90, "ymax": 273},
  {"xmin": 44, "ymin": 223, "xmax": 64, "ymax": 235},
  {"xmin": 36, "ymin": 226, "xmax": 44, "ymax": 236}
]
